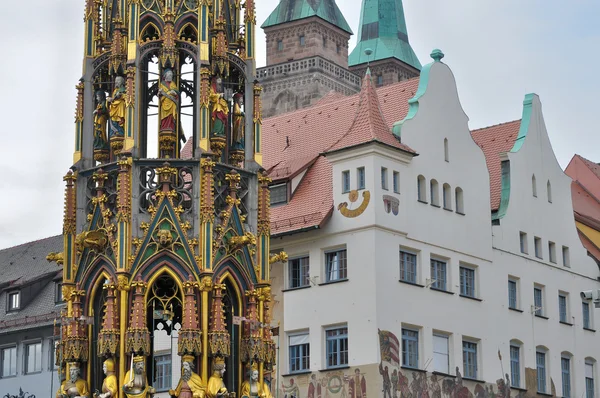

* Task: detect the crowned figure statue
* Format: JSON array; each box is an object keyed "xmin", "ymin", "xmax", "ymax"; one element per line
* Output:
[
  {"xmin": 170, "ymin": 355, "xmax": 207, "ymax": 398},
  {"xmin": 123, "ymin": 356, "xmax": 156, "ymax": 398}
]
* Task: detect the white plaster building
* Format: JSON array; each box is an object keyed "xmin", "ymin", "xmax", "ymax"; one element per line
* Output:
[{"xmin": 263, "ymin": 50, "xmax": 600, "ymax": 398}]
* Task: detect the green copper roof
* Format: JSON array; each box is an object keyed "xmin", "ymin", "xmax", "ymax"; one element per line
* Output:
[
  {"xmin": 348, "ymin": 0, "xmax": 421, "ymax": 69},
  {"xmin": 261, "ymin": 0, "xmax": 353, "ymax": 34}
]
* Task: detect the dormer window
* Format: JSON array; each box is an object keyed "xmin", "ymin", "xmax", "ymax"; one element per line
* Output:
[
  {"xmin": 8, "ymin": 291, "xmax": 20, "ymax": 311},
  {"xmin": 270, "ymin": 183, "xmax": 288, "ymax": 206},
  {"xmin": 55, "ymin": 282, "xmax": 64, "ymax": 304}
]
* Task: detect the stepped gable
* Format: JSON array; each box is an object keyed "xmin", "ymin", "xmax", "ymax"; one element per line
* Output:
[{"xmin": 471, "ymin": 120, "xmax": 521, "ymax": 211}]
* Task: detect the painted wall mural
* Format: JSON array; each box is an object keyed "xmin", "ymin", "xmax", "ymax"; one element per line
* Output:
[
  {"xmin": 383, "ymin": 195, "xmax": 399, "ymax": 215},
  {"xmin": 276, "ymin": 366, "xmax": 375, "ymax": 398},
  {"xmin": 338, "ymin": 190, "xmax": 371, "ymax": 218}
]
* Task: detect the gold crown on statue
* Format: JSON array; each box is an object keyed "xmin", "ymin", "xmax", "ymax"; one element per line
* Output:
[
  {"xmin": 250, "ymin": 363, "xmax": 258, "ymax": 372},
  {"xmin": 68, "ymin": 362, "xmax": 80, "ymax": 369},
  {"xmin": 182, "ymin": 354, "xmax": 195, "ymax": 363},
  {"xmin": 214, "ymin": 357, "xmax": 225, "ymax": 366},
  {"xmin": 133, "ymin": 356, "xmax": 145, "ymax": 363}
]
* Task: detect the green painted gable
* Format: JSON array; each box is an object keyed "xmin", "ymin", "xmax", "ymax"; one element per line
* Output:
[
  {"xmin": 349, "ymin": 0, "xmax": 421, "ymax": 70},
  {"xmin": 261, "ymin": 0, "xmax": 353, "ymax": 34}
]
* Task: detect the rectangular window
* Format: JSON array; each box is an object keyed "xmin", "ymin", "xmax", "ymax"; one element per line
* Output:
[
  {"xmin": 508, "ymin": 279, "xmax": 518, "ymax": 309},
  {"xmin": 342, "ymin": 170, "xmax": 350, "ymax": 193},
  {"xmin": 549, "ymin": 241, "xmax": 556, "ymax": 263},
  {"xmin": 8, "ymin": 292, "xmax": 20, "ymax": 311},
  {"xmin": 460, "ymin": 266, "xmax": 475, "ymax": 298},
  {"xmin": 289, "ymin": 333, "xmax": 310, "ymax": 373},
  {"xmin": 537, "ymin": 351, "xmax": 547, "ymax": 393},
  {"xmin": 289, "ymin": 256, "xmax": 310, "ymax": 289},
  {"xmin": 376, "ymin": 75, "xmax": 383, "ymax": 87},
  {"xmin": 401, "ymin": 329, "xmax": 419, "ymax": 368},
  {"xmin": 25, "ymin": 342, "xmax": 42, "ymax": 374},
  {"xmin": 430, "ymin": 259, "xmax": 447, "ymax": 291},
  {"xmin": 325, "ymin": 249, "xmax": 347, "ymax": 282},
  {"xmin": 519, "ymin": 232, "xmax": 528, "ymax": 254},
  {"xmin": 381, "ymin": 167, "xmax": 388, "ymax": 190},
  {"xmin": 586, "ymin": 362, "xmax": 595, "ymax": 398},
  {"xmin": 559, "ymin": 294, "xmax": 568, "ymax": 323},
  {"xmin": 325, "ymin": 327, "xmax": 348, "ymax": 368},
  {"xmin": 583, "ymin": 301, "xmax": 591, "ymax": 329},
  {"xmin": 277, "ymin": 39, "xmax": 283, "ymax": 51},
  {"xmin": 55, "ymin": 282, "xmax": 63, "ymax": 303},
  {"xmin": 1, "ymin": 346, "xmax": 17, "ymax": 377},
  {"xmin": 562, "ymin": 357, "xmax": 571, "ymax": 398},
  {"xmin": 534, "ymin": 237, "xmax": 542, "ymax": 259},
  {"xmin": 400, "ymin": 250, "xmax": 417, "ymax": 284},
  {"xmin": 357, "ymin": 167, "xmax": 365, "ymax": 190},
  {"xmin": 534, "ymin": 287, "xmax": 544, "ymax": 316},
  {"xmin": 154, "ymin": 354, "xmax": 172, "ymax": 392},
  {"xmin": 270, "ymin": 184, "xmax": 287, "ymax": 205},
  {"xmin": 510, "ymin": 345, "xmax": 520, "ymax": 387},
  {"xmin": 299, "ymin": 35, "xmax": 305, "ymax": 46},
  {"xmin": 462, "ymin": 341, "xmax": 478, "ymax": 379},
  {"xmin": 393, "ymin": 171, "xmax": 400, "ymax": 193},
  {"xmin": 563, "ymin": 246, "xmax": 570, "ymax": 267},
  {"xmin": 432, "ymin": 334, "xmax": 449, "ymax": 374}
]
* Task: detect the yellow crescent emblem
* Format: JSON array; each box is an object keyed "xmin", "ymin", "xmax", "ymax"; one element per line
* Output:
[{"xmin": 338, "ymin": 190, "xmax": 370, "ymax": 218}]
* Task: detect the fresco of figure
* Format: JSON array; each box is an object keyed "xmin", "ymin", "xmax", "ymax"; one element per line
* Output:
[
  {"xmin": 107, "ymin": 76, "xmax": 126, "ymax": 138},
  {"xmin": 123, "ymin": 356, "xmax": 155, "ymax": 398},
  {"xmin": 209, "ymin": 77, "xmax": 229, "ymax": 138},
  {"xmin": 57, "ymin": 363, "xmax": 90, "ymax": 398},
  {"xmin": 206, "ymin": 358, "xmax": 228, "ymax": 398},
  {"xmin": 170, "ymin": 356, "xmax": 207, "ymax": 398},
  {"xmin": 94, "ymin": 358, "xmax": 118, "ymax": 398},
  {"xmin": 348, "ymin": 368, "xmax": 366, "ymax": 398}
]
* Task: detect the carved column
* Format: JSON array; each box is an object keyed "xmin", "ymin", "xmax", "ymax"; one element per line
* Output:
[
  {"xmin": 256, "ymin": 172, "xmax": 271, "ymax": 282},
  {"xmin": 199, "ymin": 68, "xmax": 211, "ymax": 152},
  {"xmin": 74, "ymin": 81, "xmax": 85, "ymax": 164},
  {"xmin": 63, "ymin": 171, "xmax": 77, "ymax": 301},
  {"xmin": 252, "ymin": 83, "xmax": 263, "ymax": 165},
  {"xmin": 116, "ymin": 157, "xmax": 132, "ymax": 272},
  {"xmin": 244, "ymin": 0, "xmax": 256, "ymax": 60},
  {"xmin": 199, "ymin": 276, "xmax": 212, "ymax": 382},
  {"xmin": 200, "ymin": 159, "xmax": 215, "ymax": 272}
]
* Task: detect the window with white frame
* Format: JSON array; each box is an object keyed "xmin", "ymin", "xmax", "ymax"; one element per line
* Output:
[
  {"xmin": 519, "ymin": 232, "xmax": 528, "ymax": 254},
  {"xmin": 288, "ymin": 256, "xmax": 310, "ymax": 289},
  {"xmin": 430, "ymin": 179, "xmax": 440, "ymax": 206},
  {"xmin": 549, "ymin": 241, "xmax": 556, "ymax": 263},
  {"xmin": 536, "ymin": 349, "xmax": 547, "ymax": 393},
  {"xmin": 153, "ymin": 353, "xmax": 172, "ymax": 392},
  {"xmin": 381, "ymin": 167, "xmax": 388, "ymax": 190},
  {"xmin": 583, "ymin": 301, "xmax": 592, "ymax": 329},
  {"xmin": 25, "ymin": 342, "xmax": 42, "ymax": 374},
  {"xmin": 443, "ymin": 183, "xmax": 452, "ymax": 210},
  {"xmin": 401, "ymin": 328, "xmax": 419, "ymax": 368},
  {"xmin": 342, "ymin": 171, "xmax": 350, "ymax": 193},
  {"xmin": 289, "ymin": 332, "xmax": 309, "ymax": 373},
  {"xmin": 430, "ymin": 259, "xmax": 447, "ymax": 291},
  {"xmin": 562, "ymin": 246, "xmax": 570, "ymax": 267},
  {"xmin": 325, "ymin": 326, "xmax": 348, "ymax": 369},
  {"xmin": 270, "ymin": 184, "xmax": 288, "ymax": 205},
  {"xmin": 400, "ymin": 250, "xmax": 417, "ymax": 284},
  {"xmin": 559, "ymin": 293, "xmax": 569, "ymax": 323},
  {"xmin": 534, "ymin": 237, "xmax": 542, "ymax": 259},
  {"xmin": 393, "ymin": 171, "xmax": 399, "ymax": 193},
  {"xmin": 325, "ymin": 249, "xmax": 347, "ymax": 282},
  {"xmin": 586, "ymin": 360, "xmax": 595, "ymax": 398},
  {"xmin": 417, "ymin": 175, "xmax": 426, "ymax": 202},
  {"xmin": 561, "ymin": 355, "xmax": 572, "ymax": 398},
  {"xmin": 7, "ymin": 291, "xmax": 20, "ymax": 311},
  {"xmin": 534, "ymin": 286, "xmax": 544, "ymax": 316},
  {"xmin": 433, "ymin": 334, "xmax": 449, "ymax": 374},
  {"xmin": 510, "ymin": 343, "xmax": 521, "ymax": 387},
  {"xmin": 357, "ymin": 167, "xmax": 365, "ymax": 190},
  {"xmin": 459, "ymin": 266, "xmax": 475, "ymax": 298},
  {"xmin": 1, "ymin": 346, "xmax": 17, "ymax": 377},
  {"xmin": 508, "ymin": 278, "xmax": 518, "ymax": 310},
  {"xmin": 462, "ymin": 340, "xmax": 478, "ymax": 379}
]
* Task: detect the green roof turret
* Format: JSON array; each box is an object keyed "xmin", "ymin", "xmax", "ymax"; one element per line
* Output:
[{"xmin": 261, "ymin": 0, "xmax": 353, "ymax": 34}]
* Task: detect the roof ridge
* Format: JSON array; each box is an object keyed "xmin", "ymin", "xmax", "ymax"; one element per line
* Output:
[
  {"xmin": 0, "ymin": 234, "xmax": 62, "ymax": 253},
  {"xmin": 471, "ymin": 119, "xmax": 521, "ymax": 133}
]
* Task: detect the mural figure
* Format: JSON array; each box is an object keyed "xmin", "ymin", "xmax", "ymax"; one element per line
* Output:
[
  {"xmin": 307, "ymin": 374, "xmax": 322, "ymax": 398},
  {"xmin": 107, "ymin": 76, "xmax": 126, "ymax": 138},
  {"xmin": 158, "ymin": 68, "xmax": 179, "ymax": 132},
  {"xmin": 348, "ymin": 369, "xmax": 366, "ymax": 398},
  {"xmin": 206, "ymin": 358, "xmax": 228, "ymax": 398},
  {"xmin": 281, "ymin": 378, "xmax": 299, "ymax": 398},
  {"xmin": 94, "ymin": 358, "xmax": 118, "ymax": 398},
  {"xmin": 429, "ymin": 373, "xmax": 441, "ymax": 398},
  {"xmin": 57, "ymin": 363, "xmax": 90, "ymax": 398},
  {"xmin": 241, "ymin": 363, "xmax": 273, "ymax": 398},
  {"xmin": 231, "ymin": 92, "xmax": 245, "ymax": 149},
  {"xmin": 382, "ymin": 195, "xmax": 399, "ymax": 215},
  {"xmin": 379, "ymin": 363, "xmax": 392, "ymax": 398},
  {"xmin": 93, "ymin": 90, "xmax": 109, "ymax": 153},
  {"xmin": 169, "ymin": 356, "xmax": 207, "ymax": 398},
  {"xmin": 391, "ymin": 369, "xmax": 399, "ymax": 398},
  {"xmin": 122, "ymin": 356, "xmax": 155, "ymax": 398},
  {"xmin": 209, "ymin": 77, "xmax": 229, "ymax": 138}
]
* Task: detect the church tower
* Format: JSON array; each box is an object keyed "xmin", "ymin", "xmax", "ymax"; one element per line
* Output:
[
  {"xmin": 257, "ymin": 0, "xmax": 361, "ymax": 118},
  {"xmin": 349, "ymin": 0, "xmax": 421, "ymax": 85},
  {"xmin": 53, "ymin": 1, "xmax": 281, "ymax": 396}
]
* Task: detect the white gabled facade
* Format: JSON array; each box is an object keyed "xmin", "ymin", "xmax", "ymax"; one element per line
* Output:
[{"xmin": 267, "ymin": 53, "xmax": 600, "ymax": 398}]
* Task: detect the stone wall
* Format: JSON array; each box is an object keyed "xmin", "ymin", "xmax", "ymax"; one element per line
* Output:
[{"xmin": 350, "ymin": 58, "xmax": 420, "ymax": 88}]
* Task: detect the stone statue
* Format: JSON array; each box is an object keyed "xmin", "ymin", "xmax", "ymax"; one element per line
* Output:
[
  {"xmin": 209, "ymin": 77, "xmax": 229, "ymax": 138},
  {"xmin": 231, "ymin": 92, "xmax": 245, "ymax": 149},
  {"xmin": 206, "ymin": 358, "xmax": 228, "ymax": 398},
  {"xmin": 159, "ymin": 68, "xmax": 179, "ymax": 132},
  {"xmin": 93, "ymin": 90, "xmax": 109, "ymax": 152},
  {"xmin": 123, "ymin": 356, "xmax": 155, "ymax": 398},
  {"xmin": 240, "ymin": 364, "xmax": 272, "ymax": 398},
  {"xmin": 169, "ymin": 355, "xmax": 207, "ymax": 398},
  {"xmin": 107, "ymin": 76, "xmax": 126, "ymax": 138},
  {"xmin": 57, "ymin": 363, "xmax": 90, "ymax": 398},
  {"xmin": 94, "ymin": 358, "xmax": 118, "ymax": 398}
]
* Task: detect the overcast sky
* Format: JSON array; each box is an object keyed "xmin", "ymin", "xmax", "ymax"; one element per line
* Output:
[{"xmin": 0, "ymin": 0, "xmax": 598, "ymax": 249}]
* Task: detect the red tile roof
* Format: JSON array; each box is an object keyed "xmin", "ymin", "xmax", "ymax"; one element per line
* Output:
[
  {"xmin": 575, "ymin": 154, "xmax": 600, "ymax": 180},
  {"xmin": 571, "ymin": 181, "xmax": 600, "ymax": 229},
  {"xmin": 471, "ymin": 120, "xmax": 521, "ymax": 211}
]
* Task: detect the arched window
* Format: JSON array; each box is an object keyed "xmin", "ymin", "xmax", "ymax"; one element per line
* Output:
[
  {"xmin": 455, "ymin": 187, "xmax": 464, "ymax": 214},
  {"xmin": 417, "ymin": 175, "xmax": 426, "ymax": 202},
  {"xmin": 444, "ymin": 138, "xmax": 449, "ymax": 162},
  {"xmin": 509, "ymin": 340, "xmax": 524, "ymax": 388},
  {"xmin": 430, "ymin": 179, "xmax": 439, "ymax": 206},
  {"xmin": 547, "ymin": 180, "xmax": 552, "ymax": 203},
  {"xmin": 443, "ymin": 183, "xmax": 452, "ymax": 210},
  {"xmin": 532, "ymin": 175, "xmax": 537, "ymax": 197}
]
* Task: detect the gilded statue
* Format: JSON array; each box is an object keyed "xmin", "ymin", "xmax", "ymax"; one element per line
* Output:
[
  {"xmin": 123, "ymin": 356, "xmax": 156, "ymax": 398},
  {"xmin": 93, "ymin": 90, "xmax": 109, "ymax": 153},
  {"xmin": 240, "ymin": 364, "xmax": 273, "ymax": 398},
  {"xmin": 231, "ymin": 92, "xmax": 244, "ymax": 149},
  {"xmin": 206, "ymin": 358, "xmax": 228, "ymax": 398},
  {"xmin": 94, "ymin": 358, "xmax": 118, "ymax": 398},
  {"xmin": 57, "ymin": 363, "xmax": 90, "ymax": 398},
  {"xmin": 159, "ymin": 69, "xmax": 179, "ymax": 133},
  {"xmin": 107, "ymin": 76, "xmax": 126, "ymax": 138},
  {"xmin": 209, "ymin": 77, "xmax": 229, "ymax": 138},
  {"xmin": 169, "ymin": 355, "xmax": 207, "ymax": 398}
]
